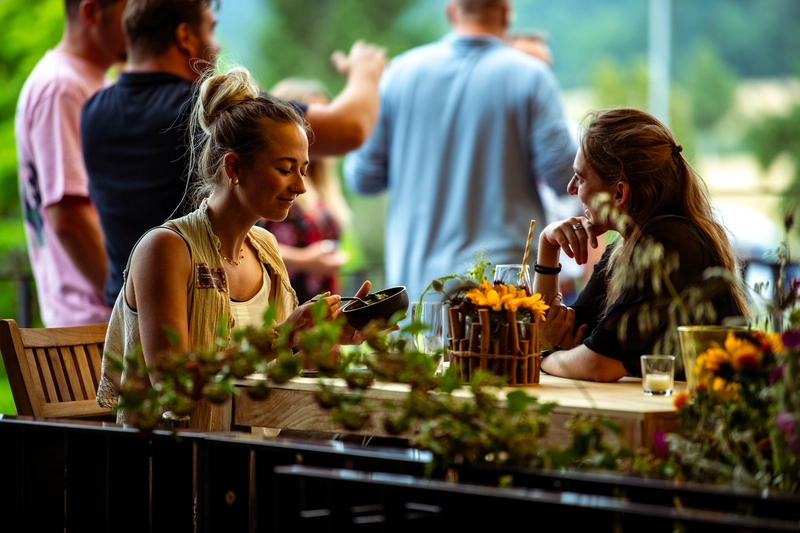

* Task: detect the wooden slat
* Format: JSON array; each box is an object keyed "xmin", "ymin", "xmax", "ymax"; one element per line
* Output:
[
  {"xmin": 33, "ymin": 347, "xmax": 59, "ymax": 406},
  {"xmin": 61, "ymin": 346, "xmax": 84, "ymax": 400},
  {"xmin": 72, "ymin": 345, "xmax": 95, "ymax": 400},
  {"xmin": 42, "ymin": 400, "xmax": 109, "ymax": 418},
  {"xmin": 48, "ymin": 346, "xmax": 72, "ymax": 402},
  {"xmin": 0, "ymin": 319, "xmax": 37, "ymax": 415},
  {"xmin": 86, "ymin": 343, "xmax": 103, "ymax": 388},
  {"xmin": 18, "ymin": 322, "xmax": 108, "ymax": 348}
]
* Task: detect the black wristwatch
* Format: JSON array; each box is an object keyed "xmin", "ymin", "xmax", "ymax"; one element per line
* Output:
[{"xmin": 541, "ymin": 346, "xmax": 562, "ymax": 358}]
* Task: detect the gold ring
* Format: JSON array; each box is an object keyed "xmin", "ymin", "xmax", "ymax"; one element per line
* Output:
[{"xmin": 572, "ymin": 223, "xmax": 583, "ymax": 231}]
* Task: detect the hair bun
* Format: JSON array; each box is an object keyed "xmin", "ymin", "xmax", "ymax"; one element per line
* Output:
[{"xmin": 197, "ymin": 67, "xmax": 260, "ymax": 132}]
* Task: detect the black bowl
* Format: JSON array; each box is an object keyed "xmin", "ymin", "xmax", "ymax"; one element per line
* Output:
[{"xmin": 342, "ymin": 286, "xmax": 409, "ymax": 330}]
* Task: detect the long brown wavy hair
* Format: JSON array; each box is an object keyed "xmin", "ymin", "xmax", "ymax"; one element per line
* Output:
[{"xmin": 581, "ymin": 108, "xmax": 750, "ymax": 317}]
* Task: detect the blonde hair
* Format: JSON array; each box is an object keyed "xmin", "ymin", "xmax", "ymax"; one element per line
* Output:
[
  {"xmin": 270, "ymin": 77, "xmax": 351, "ymax": 228},
  {"xmin": 187, "ymin": 66, "xmax": 307, "ymax": 207},
  {"xmin": 580, "ymin": 108, "xmax": 750, "ymax": 317}
]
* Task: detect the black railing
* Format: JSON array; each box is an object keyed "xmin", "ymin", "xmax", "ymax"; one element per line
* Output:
[
  {"xmin": 0, "ymin": 416, "xmax": 431, "ymax": 533},
  {"xmin": 3, "ymin": 416, "xmax": 800, "ymax": 532}
]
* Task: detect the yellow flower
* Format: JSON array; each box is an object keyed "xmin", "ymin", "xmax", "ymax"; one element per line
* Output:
[
  {"xmin": 723, "ymin": 332, "xmax": 761, "ymax": 371},
  {"xmin": 696, "ymin": 347, "xmax": 729, "ymax": 375},
  {"xmin": 465, "ymin": 281, "xmax": 502, "ymax": 311},
  {"xmin": 521, "ymin": 292, "xmax": 549, "ymax": 321},
  {"xmin": 673, "ymin": 391, "xmax": 689, "ymax": 410},
  {"xmin": 465, "ymin": 282, "xmax": 549, "ymax": 318},
  {"xmin": 766, "ymin": 332, "xmax": 783, "ymax": 353}
]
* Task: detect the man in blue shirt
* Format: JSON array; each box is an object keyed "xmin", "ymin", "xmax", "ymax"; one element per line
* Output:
[{"xmin": 344, "ymin": 0, "xmax": 577, "ymax": 300}]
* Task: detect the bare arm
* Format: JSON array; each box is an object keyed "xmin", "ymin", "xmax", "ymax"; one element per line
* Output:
[
  {"xmin": 45, "ymin": 196, "xmax": 107, "ymax": 296},
  {"xmin": 541, "ymin": 344, "xmax": 627, "ymax": 382},
  {"xmin": 125, "ymin": 228, "xmax": 192, "ymax": 376},
  {"xmin": 305, "ymin": 41, "xmax": 388, "ymax": 157}
]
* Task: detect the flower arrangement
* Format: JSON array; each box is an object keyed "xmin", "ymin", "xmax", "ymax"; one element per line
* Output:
[
  {"xmin": 420, "ymin": 253, "xmax": 549, "ymax": 385},
  {"xmin": 647, "ymin": 240, "xmax": 800, "ymax": 493},
  {"xmin": 465, "ymin": 280, "xmax": 549, "ymax": 316}
]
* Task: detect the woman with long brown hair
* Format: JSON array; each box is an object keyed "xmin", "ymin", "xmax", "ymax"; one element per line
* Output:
[{"xmin": 533, "ymin": 108, "xmax": 749, "ymax": 382}]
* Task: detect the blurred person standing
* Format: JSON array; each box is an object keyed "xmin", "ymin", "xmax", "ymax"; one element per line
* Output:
[
  {"xmin": 344, "ymin": 0, "xmax": 577, "ymax": 301},
  {"xmin": 508, "ymin": 29, "xmax": 595, "ymax": 304},
  {"xmin": 260, "ymin": 78, "xmax": 350, "ymax": 303},
  {"xmin": 16, "ymin": 0, "xmax": 128, "ymax": 326},
  {"xmin": 81, "ymin": 0, "xmax": 387, "ymax": 308}
]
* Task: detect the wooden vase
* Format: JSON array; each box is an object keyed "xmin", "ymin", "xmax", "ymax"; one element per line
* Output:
[{"xmin": 447, "ymin": 307, "xmax": 542, "ymax": 385}]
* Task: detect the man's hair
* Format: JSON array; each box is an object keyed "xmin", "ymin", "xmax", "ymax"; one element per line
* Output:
[
  {"xmin": 64, "ymin": 0, "xmax": 126, "ymax": 22},
  {"xmin": 507, "ymin": 30, "xmax": 550, "ymax": 45},
  {"xmin": 455, "ymin": 0, "xmax": 506, "ymax": 15},
  {"xmin": 123, "ymin": 0, "xmax": 217, "ymax": 58}
]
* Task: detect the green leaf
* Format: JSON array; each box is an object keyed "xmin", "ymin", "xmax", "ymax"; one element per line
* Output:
[{"xmin": 505, "ymin": 390, "xmax": 538, "ymax": 416}]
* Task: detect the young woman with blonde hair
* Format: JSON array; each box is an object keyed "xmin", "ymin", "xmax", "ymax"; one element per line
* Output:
[{"xmin": 98, "ymin": 66, "xmax": 370, "ymax": 430}]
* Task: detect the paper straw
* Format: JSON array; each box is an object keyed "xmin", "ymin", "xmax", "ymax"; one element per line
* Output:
[{"xmin": 519, "ymin": 219, "xmax": 535, "ymax": 286}]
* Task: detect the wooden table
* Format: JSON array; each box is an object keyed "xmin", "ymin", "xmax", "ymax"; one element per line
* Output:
[{"xmin": 233, "ymin": 374, "xmax": 682, "ymax": 451}]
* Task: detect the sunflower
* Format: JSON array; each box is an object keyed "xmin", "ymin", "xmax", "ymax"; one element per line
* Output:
[{"xmin": 465, "ymin": 281, "xmax": 549, "ymax": 319}]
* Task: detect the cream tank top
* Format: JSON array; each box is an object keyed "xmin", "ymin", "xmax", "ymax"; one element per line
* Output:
[{"xmin": 229, "ymin": 266, "xmax": 271, "ymax": 329}]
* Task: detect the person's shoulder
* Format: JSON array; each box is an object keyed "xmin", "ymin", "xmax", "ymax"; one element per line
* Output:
[
  {"xmin": 386, "ymin": 38, "xmax": 452, "ymax": 71},
  {"xmin": 20, "ymin": 52, "xmax": 78, "ymax": 99},
  {"xmin": 250, "ymin": 224, "xmax": 277, "ymax": 246},
  {"xmin": 83, "ymin": 81, "xmax": 118, "ymax": 111},
  {"xmin": 132, "ymin": 224, "xmax": 192, "ymax": 268}
]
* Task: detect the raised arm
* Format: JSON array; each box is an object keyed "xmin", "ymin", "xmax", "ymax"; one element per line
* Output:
[{"xmin": 305, "ymin": 41, "xmax": 388, "ymax": 157}]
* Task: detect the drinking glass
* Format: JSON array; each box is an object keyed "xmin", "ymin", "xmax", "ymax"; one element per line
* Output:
[
  {"xmin": 410, "ymin": 301, "xmax": 445, "ymax": 355},
  {"xmin": 640, "ymin": 355, "xmax": 675, "ymax": 396},
  {"xmin": 494, "ymin": 264, "xmax": 532, "ymax": 293}
]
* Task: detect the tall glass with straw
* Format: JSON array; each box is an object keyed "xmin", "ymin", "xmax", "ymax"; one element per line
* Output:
[{"xmin": 493, "ymin": 220, "xmax": 535, "ymax": 295}]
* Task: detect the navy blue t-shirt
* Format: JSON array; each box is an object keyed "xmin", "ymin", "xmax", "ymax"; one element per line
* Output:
[
  {"xmin": 82, "ymin": 72, "xmax": 195, "ymax": 306},
  {"xmin": 81, "ymin": 71, "xmax": 308, "ymax": 306}
]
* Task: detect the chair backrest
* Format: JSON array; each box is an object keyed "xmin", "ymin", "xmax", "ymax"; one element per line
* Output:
[{"xmin": 0, "ymin": 319, "xmax": 111, "ymax": 418}]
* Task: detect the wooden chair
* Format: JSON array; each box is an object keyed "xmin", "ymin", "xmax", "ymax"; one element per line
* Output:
[{"xmin": 0, "ymin": 318, "xmax": 112, "ymax": 419}]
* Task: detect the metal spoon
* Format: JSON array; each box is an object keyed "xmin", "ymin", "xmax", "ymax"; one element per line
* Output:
[{"xmin": 310, "ymin": 295, "xmax": 369, "ymax": 306}]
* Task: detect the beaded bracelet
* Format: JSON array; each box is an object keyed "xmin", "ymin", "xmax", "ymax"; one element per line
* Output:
[{"xmin": 533, "ymin": 262, "xmax": 562, "ymax": 275}]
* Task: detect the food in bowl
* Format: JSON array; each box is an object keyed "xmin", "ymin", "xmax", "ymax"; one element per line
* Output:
[{"xmin": 342, "ymin": 286, "xmax": 409, "ymax": 329}]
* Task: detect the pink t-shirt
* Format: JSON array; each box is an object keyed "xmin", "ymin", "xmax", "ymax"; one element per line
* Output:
[{"xmin": 15, "ymin": 49, "xmax": 111, "ymax": 326}]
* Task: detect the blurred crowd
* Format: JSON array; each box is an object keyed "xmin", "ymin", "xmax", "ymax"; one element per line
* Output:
[{"xmin": 18, "ymin": 0, "xmax": 587, "ymax": 329}]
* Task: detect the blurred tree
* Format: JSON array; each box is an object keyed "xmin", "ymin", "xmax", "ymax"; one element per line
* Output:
[
  {"xmin": 746, "ymin": 101, "xmax": 800, "ymax": 232},
  {"xmin": 592, "ymin": 58, "xmax": 696, "ymax": 161},
  {"xmin": 681, "ymin": 42, "xmax": 738, "ymax": 131},
  {"xmin": 0, "ymin": 0, "xmax": 64, "ymax": 218},
  {"xmin": 255, "ymin": 0, "xmax": 441, "ymax": 91},
  {"xmin": 0, "ymin": 0, "xmax": 61, "ymax": 328}
]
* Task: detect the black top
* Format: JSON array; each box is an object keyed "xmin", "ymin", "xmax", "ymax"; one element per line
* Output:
[
  {"xmin": 82, "ymin": 72, "xmax": 196, "ymax": 306},
  {"xmin": 81, "ymin": 72, "xmax": 308, "ymax": 306},
  {"xmin": 572, "ymin": 217, "xmax": 741, "ymax": 378}
]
